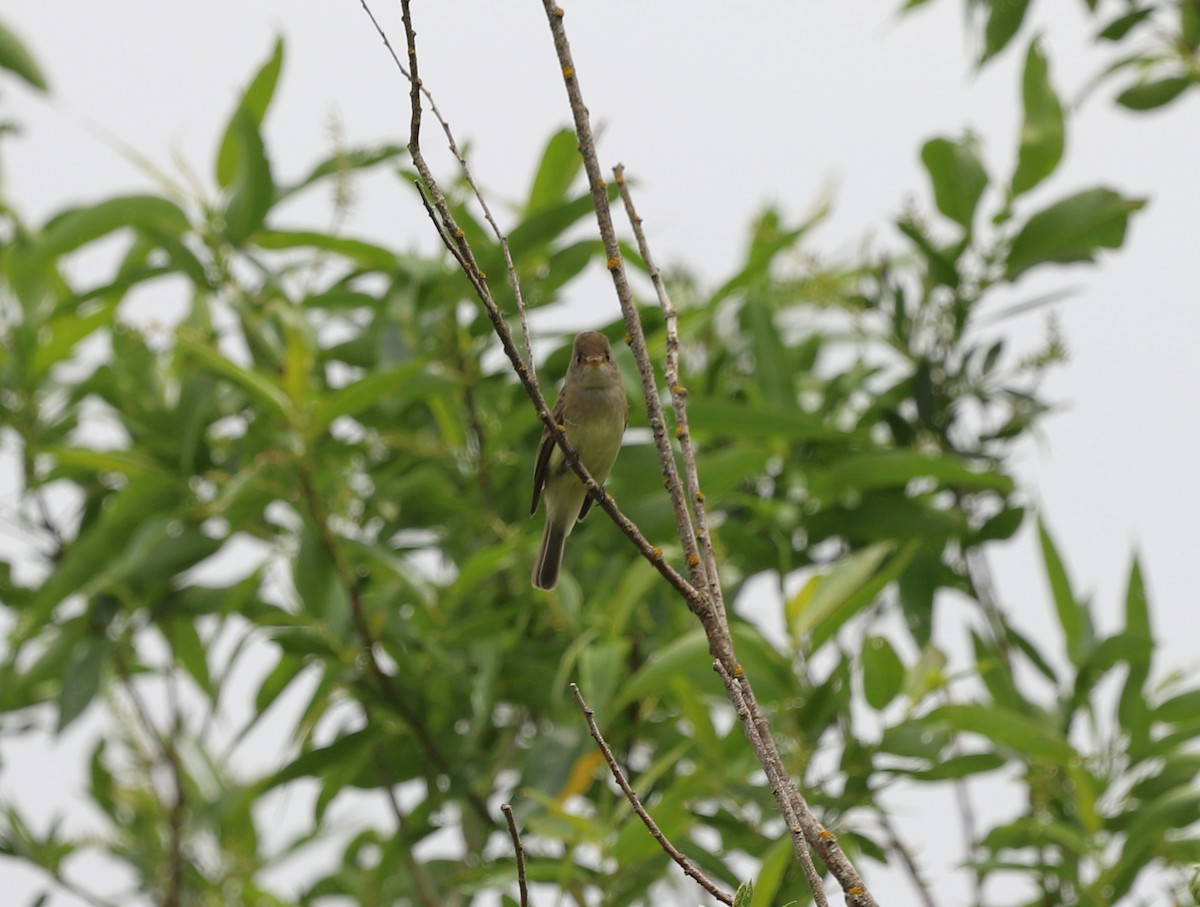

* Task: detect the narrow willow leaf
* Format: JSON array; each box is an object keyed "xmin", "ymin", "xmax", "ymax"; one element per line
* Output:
[{"xmin": 1011, "ymin": 38, "xmax": 1065, "ymax": 197}]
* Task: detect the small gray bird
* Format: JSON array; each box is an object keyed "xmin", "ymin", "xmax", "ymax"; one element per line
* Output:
[{"xmin": 530, "ymin": 331, "xmax": 628, "ymax": 590}]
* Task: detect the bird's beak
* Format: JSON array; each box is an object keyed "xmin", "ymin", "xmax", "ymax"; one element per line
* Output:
[{"xmin": 585, "ymin": 355, "xmax": 605, "ymax": 367}]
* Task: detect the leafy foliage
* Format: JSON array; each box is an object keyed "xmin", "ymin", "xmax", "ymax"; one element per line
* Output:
[{"xmin": 0, "ymin": 16, "xmax": 1196, "ymax": 907}]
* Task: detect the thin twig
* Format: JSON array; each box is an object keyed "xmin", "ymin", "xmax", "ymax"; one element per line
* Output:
[
  {"xmin": 612, "ymin": 165, "xmax": 728, "ymax": 624},
  {"xmin": 114, "ymin": 653, "xmax": 188, "ymax": 907},
  {"xmin": 570, "ymin": 684, "xmax": 735, "ymax": 905},
  {"xmin": 878, "ymin": 809, "xmax": 939, "ymax": 907},
  {"xmin": 501, "ymin": 804, "xmax": 530, "ymax": 907},
  {"xmin": 382, "ymin": 769, "xmax": 441, "ymax": 907},
  {"xmin": 355, "ymin": 0, "xmax": 536, "ymax": 380}
]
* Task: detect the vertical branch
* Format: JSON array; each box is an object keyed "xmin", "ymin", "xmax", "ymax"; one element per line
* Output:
[
  {"xmin": 114, "ymin": 653, "xmax": 188, "ymax": 907},
  {"xmin": 612, "ymin": 165, "xmax": 728, "ymax": 626},
  {"xmin": 715, "ymin": 661, "xmax": 830, "ymax": 907},
  {"xmin": 501, "ymin": 804, "xmax": 530, "ymax": 907},
  {"xmin": 355, "ymin": 0, "xmax": 537, "ymax": 377}
]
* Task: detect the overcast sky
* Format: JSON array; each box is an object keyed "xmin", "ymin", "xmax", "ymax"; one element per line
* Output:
[{"xmin": 2, "ymin": 1, "xmax": 1198, "ymax": 904}]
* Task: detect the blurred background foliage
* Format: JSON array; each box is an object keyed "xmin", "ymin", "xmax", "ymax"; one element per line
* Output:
[{"xmin": 1, "ymin": 6, "xmax": 1198, "ymax": 907}]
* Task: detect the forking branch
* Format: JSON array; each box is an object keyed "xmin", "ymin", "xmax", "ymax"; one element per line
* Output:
[{"xmin": 358, "ymin": 0, "xmax": 881, "ymax": 903}]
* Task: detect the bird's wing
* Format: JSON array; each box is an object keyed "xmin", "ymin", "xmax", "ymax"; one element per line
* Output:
[{"xmin": 530, "ymin": 391, "xmax": 566, "ymax": 516}]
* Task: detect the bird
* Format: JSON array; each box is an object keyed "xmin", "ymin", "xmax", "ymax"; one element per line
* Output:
[{"xmin": 530, "ymin": 331, "xmax": 628, "ymax": 590}]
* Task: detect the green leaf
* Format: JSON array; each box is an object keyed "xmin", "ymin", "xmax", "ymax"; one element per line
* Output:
[
  {"xmin": 1005, "ymin": 187, "xmax": 1145, "ymax": 280},
  {"xmin": 920, "ymin": 136, "xmax": 989, "ymax": 231},
  {"xmin": 216, "ymin": 37, "xmax": 283, "ymax": 189},
  {"xmin": 862, "ymin": 635, "xmax": 905, "ymax": 710},
  {"xmin": 22, "ymin": 477, "xmax": 182, "ymax": 635},
  {"xmin": 743, "ymin": 289, "xmax": 791, "ymax": 407},
  {"xmin": 39, "ymin": 446, "xmax": 165, "ymax": 480},
  {"xmin": 221, "ymin": 106, "xmax": 275, "ymax": 244},
  {"xmin": 525, "ymin": 128, "xmax": 583, "ymax": 215},
  {"xmin": 808, "ymin": 451, "xmax": 1013, "ymax": 499},
  {"xmin": 56, "ymin": 638, "xmax": 109, "ymax": 732},
  {"xmin": 981, "ymin": 0, "xmax": 1032, "ymax": 63},
  {"xmin": 178, "ymin": 333, "xmax": 292, "ymax": 420},
  {"xmin": 1096, "ymin": 7, "xmax": 1155, "ymax": 41},
  {"xmin": 1156, "ymin": 689, "xmax": 1200, "ymax": 724},
  {"xmin": 1118, "ymin": 557, "xmax": 1152, "ymax": 750},
  {"xmin": 163, "ymin": 615, "xmax": 213, "ymax": 701},
  {"xmin": 253, "ymin": 230, "xmax": 397, "ymax": 270},
  {"xmin": 924, "ymin": 703, "xmax": 1075, "ymax": 762},
  {"xmin": 893, "ymin": 751, "xmax": 1007, "ymax": 781},
  {"xmin": 40, "ymin": 195, "xmax": 190, "ymax": 258},
  {"xmin": 311, "ymin": 361, "xmax": 446, "ymax": 434},
  {"xmin": 733, "ymin": 880, "xmax": 753, "ymax": 907},
  {"xmin": 1115, "ymin": 76, "xmax": 1193, "ymax": 112},
  {"xmin": 687, "ymin": 398, "xmax": 851, "ymax": 443},
  {"xmin": 749, "ymin": 836, "xmax": 793, "ymax": 907},
  {"xmin": 788, "ymin": 542, "xmax": 893, "ymax": 644},
  {"xmin": 615, "ymin": 625, "xmax": 783, "ymax": 708},
  {"xmin": 276, "ymin": 143, "xmax": 408, "ymax": 204},
  {"xmin": 898, "ymin": 551, "xmax": 938, "ymax": 647},
  {"xmin": 1011, "ymin": 38, "xmax": 1065, "ymax": 197},
  {"xmin": 1038, "ymin": 517, "xmax": 1093, "ymax": 666},
  {"xmin": 0, "ymin": 20, "xmax": 48, "ymax": 91},
  {"xmin": 975, "ymin": 505, "xmax": 1025, "ymax": 542}
]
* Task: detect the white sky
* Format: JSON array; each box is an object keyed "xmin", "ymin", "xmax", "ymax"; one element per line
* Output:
[{"xmin": 1, "ymin": 1, "xmax": 1198, "ymax": 905}]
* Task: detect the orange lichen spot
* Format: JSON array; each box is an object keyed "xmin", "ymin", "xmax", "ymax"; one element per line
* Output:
[
  {"xmin": 556, "ymin": 422, "xmax": 566, "ymax": 431},
  {"xmin": 652, "ymin": 547, "xmax": 663, "ymax": 559},
  {"xmin": 455, "ymin": 228, "xmax": 465, "ymax": 238},
  {"xmin": 687, "ymin": 553, "xmax": 701, "ymax": 567},
  {"xmin": 819, "ymin": 829, "xmax": 838, "ymax": 843},
  {"xmin": 554, "ymin": 6, "xmax": 564, "ymax": 17},
  {"xmin": 624, "ymin": 332, "xmax": 633, "ymax": 344},
  {"xmin": 674, "ymin": 427, "xmax": 685, "ymax": 439},
  {"xmin": 562, "ymin": 65, "xmax": 575, "ymax": 79},
  {"xmin": 598, "ymin": 178, "xmax": 607, "ymax": 189},
  {"xmin": 694, "ymin": 491, "xmax": 706, "ymax": 502},
  {"xmin": 849, "ymin": 887, "xmax": 864, "ymax": 897},
  {"xmin": 516, "ymin": 362, "xmax": 526, "ymax": 373},
  {"xmin": 606, "ymin": 255, "xmax": 621, "ymax": 269},
  {"xmin": 478, "ymin": 271, "xmax": 487, "ymax": 280},
  {"xmin": 672, "ymin": 384, "xmax": 687, "ymax": 396},
  {"xmin": 732, "ymin": 664, "xmax": 745, "ymax": 678}
]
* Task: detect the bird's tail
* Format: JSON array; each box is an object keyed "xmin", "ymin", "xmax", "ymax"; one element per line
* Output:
[{"xmin": 532, "ymin": 519, "xmax": 567, "ymax": 590}]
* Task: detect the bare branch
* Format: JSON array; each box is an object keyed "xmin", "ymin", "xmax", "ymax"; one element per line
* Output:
[
  {"xmin": 356, "ymin": 0, "xmax": 536, "ymax": 377},
  {"xmin": 612, "ymin": 165, "xmax": 728, "ymax": 624},
  {"xmin": 570, "ymin": 684, "xmax": 735, "ymax": 905},
  {"xmin": 501, "ymin": 804, "xmax": 530, "ymax": 907},
  {"xmin": 714, "ymin": 660, "xmax": 830, "ymax": 907}
]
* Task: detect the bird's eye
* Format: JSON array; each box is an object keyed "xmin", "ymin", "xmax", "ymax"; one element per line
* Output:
[
  {"xmin": 604, "ymin": 351, "xmax": 611, "ymax": 360},
  {"xmin": 576, "ymin": 354, "xmax": 583, "ymax": 363}
]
